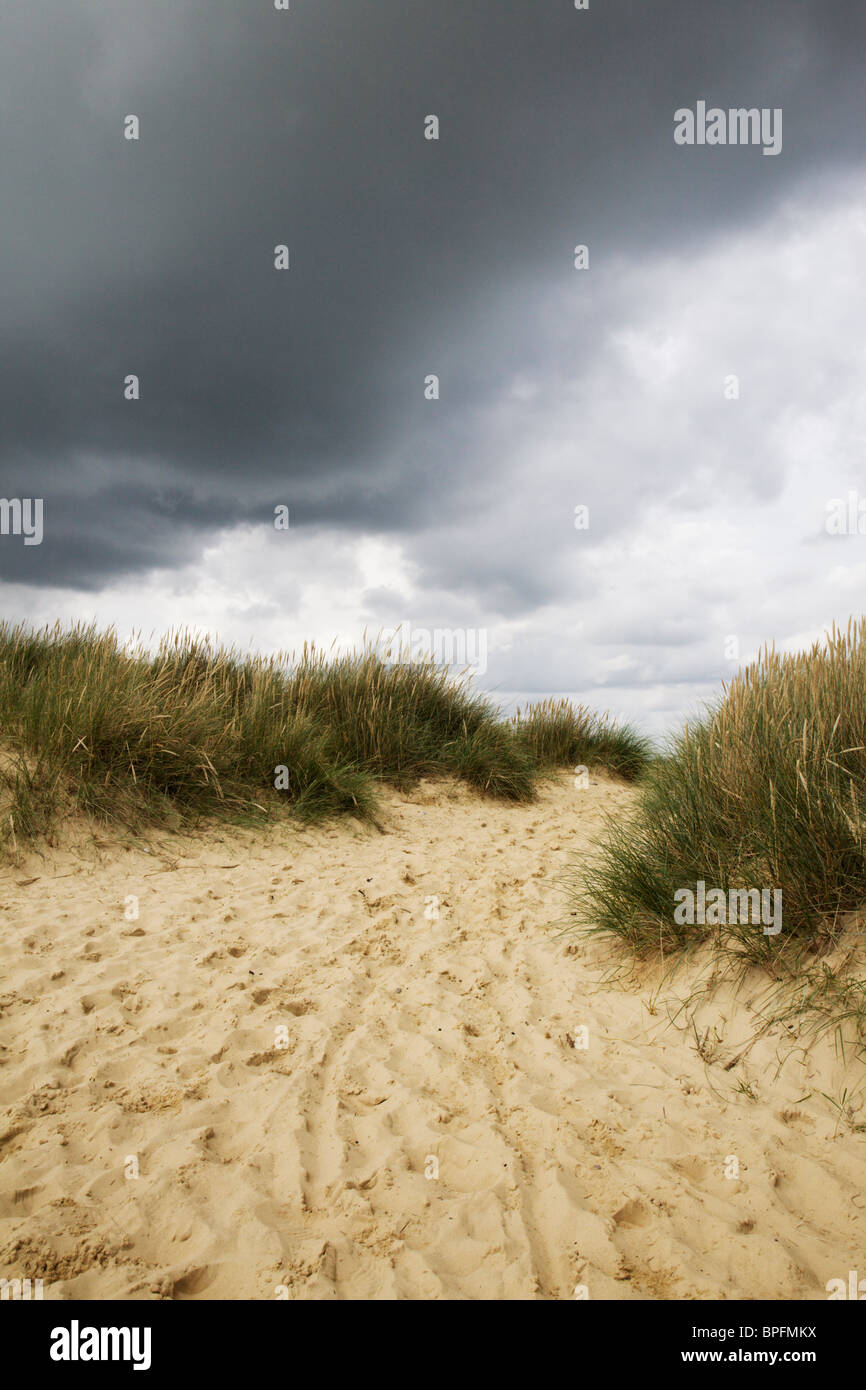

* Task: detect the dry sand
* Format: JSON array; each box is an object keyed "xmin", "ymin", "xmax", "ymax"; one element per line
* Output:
[{"xmin": 1, "ymin": 772, "xmax": 864, "ymax": 1300}]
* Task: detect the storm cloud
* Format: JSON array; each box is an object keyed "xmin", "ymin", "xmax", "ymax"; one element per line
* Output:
[{"xmin": 1, "ymin": 0, "xmax": 865, "ymax": 730}]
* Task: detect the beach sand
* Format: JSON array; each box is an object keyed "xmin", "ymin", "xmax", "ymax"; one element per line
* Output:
[{"xmin": 1, "ymin": 771, "xmax": 863, "ymax": 1300}]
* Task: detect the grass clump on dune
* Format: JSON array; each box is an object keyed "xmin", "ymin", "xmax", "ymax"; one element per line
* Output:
[
  {"xmin": 512, "ymin": 697, "xmax": 651, "ymax": 782},
  {"xmin": 283, "ymin": 644, "xmax": 537, "ymax": 798},
  {"xmin": 0, "ymin": 621, "xmax": 647, "ymax": 851},
  {"xmin": 576, "ymin": 619, "xmax": 866, "ymax": 979},
  {"xmin": 0, "ymin": 625, "xmax": 373, "ymax": 839}
]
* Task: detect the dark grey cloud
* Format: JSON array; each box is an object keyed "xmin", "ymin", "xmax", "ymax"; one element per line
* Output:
[{"xmin": 1, "ymin": 0, "xmax": 865, "ymax": 598}]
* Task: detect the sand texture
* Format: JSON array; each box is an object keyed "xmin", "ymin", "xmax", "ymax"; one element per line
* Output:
[{"xmin": 1, "ymin": 773, "xmax": 864, "ymax": 1300}]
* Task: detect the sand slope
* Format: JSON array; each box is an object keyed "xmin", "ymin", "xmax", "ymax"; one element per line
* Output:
[{"xmin": 1, "ymin": 773, "xmax": 864, "ymax": 1300}]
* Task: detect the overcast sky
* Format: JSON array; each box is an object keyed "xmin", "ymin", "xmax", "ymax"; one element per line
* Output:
[{"xmin": 1, "ymin": 0, "xmax": 865, "ymax": 736}]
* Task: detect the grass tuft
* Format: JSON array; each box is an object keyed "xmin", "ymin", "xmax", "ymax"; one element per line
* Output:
[
  {"xmin": 512, "ymin": 697, "xmax": 652, "ymax": 781},
  {"xmin": 574, "ymin": 618, "xmax": 866, "ymax": 986}
]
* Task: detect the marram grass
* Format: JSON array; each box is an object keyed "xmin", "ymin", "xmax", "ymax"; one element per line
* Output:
[
  {"xmin": 512, "ymin": 696, "xmax": 652, "ymax": 781},
  {"xmin": 0, "ymin": 621, "xmax": 647, "ymax": 851},
  {"xmin": 574, "ymin": 619, "xmax": 866, "ymax": 972}
]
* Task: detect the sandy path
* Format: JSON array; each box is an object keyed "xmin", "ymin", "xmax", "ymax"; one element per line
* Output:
[{"xmin": 1, "ymin": 772, "xmax": 864, "ymax": 1300}]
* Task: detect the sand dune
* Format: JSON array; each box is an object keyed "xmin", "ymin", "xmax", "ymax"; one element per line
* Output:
[{"xmin": 1, "ymin": 772, "xmax": 863, "ymax": 1300}]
